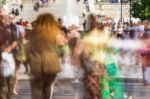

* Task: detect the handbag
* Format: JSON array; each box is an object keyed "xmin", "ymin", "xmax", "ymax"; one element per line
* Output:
[{"xmin": 0, "ymin": 52, "xmax": 15, "ymax": 77}]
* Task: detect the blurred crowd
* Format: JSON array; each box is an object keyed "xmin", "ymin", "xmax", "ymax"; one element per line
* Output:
[{"xmin": 0, "ymin": 3, "xmax": 150, "ymax": 99}]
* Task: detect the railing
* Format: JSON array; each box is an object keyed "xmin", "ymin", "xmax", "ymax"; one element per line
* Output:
[{"xmin": 95, "ymin": 1, "xmax": 129, "ymax": 5}]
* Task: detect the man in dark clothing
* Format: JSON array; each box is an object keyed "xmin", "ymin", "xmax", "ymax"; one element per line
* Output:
[
  {"xmin": 20, "ymin": 4, "xmax": 23, "ymax": 12},
  {"xmin": 58, "ymin": 18, "xmax": 68, "ymax": 35},
  {"xmin": 15, "ymin": 9, "xmax": 19, "ymax": 16},
  {"xmin": 11, "ymin": 8, "xmax": 15, "ymax": 15}
]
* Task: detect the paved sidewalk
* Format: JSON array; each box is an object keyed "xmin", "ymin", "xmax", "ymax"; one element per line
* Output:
[
  {"xmin": 13, "ymin": 78, "xmax": 150, "ymax": 99},
  {"xmin": 13, "ymin": 79, "xmax": 87, "ymax": 99}
]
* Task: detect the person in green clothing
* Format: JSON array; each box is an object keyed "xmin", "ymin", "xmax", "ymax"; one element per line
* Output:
[
  {"xmin": 100, "ymin": 49, "xmax": 124, "ymax": 99},
  {"xmin": 16, "ymin": 32, "xmax": 29, "ymax": 72},
  {"xmin": 81, "ymin": 17, "xmax": 124, "ymax": 98},
  {"xmin": 13, "ymin": 28, "xmax": 30, "ymax": 95}
]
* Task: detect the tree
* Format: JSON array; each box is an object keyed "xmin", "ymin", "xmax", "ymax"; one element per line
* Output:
[
  {"xmin": 131, "ymin": 0, "xmax": 150, "ymax": 21},
  {"xmin": 0, "ymin": 0, "xmax": 6, "ymax": 5}
]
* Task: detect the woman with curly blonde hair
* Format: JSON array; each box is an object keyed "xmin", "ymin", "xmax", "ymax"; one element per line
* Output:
[
  {"xmin": 31, "ymin": 13, "xmax": 61, "ymax": 42},
  {"xmin": 27, "ymin": 13, "xmax": 61, "ymax": 99}
]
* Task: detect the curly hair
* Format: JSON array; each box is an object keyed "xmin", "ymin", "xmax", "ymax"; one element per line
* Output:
[{"xmin": 32, "ymin": 13, "xmax": 61, "ymax": 42}]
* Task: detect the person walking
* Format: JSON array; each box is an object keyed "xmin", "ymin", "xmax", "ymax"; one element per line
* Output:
[
  {"xmin": 27, "ymin": 13, "xmax": 61, "ymax": 99},
  {"xmin": 141, "ymin": 52, "xmax": 150, "ymax": 86},
  {"xmin": 12, "ymin": 25, "xmax": 28, "ymax": 95},
  {"xmin": 15, "ymin": 9, "xmax": 19, "ymax": 16},
  {"xmin": 0, "ymin": 14, "xmax": 17, "ymax": 99},
  {"xmin": 20, "ymin": 4, "xmax": 23, "ymax": 12}
]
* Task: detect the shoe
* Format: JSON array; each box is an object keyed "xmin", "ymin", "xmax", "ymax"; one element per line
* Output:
[
  {"xmin": 24, "ymin": 70, "xmax": 30, "ymax": 74},
  {"xmin": 128, "ymin": 96, "xmax": 133, "ymax": 99},
  {"xmin": 72, "ymin": 79, "xmax": 79, "ymax": 83},
  {"xmin": 123, "ymin": 93, "xmax": 128, "ymax": 98},
  {"xmin": 110, "ymin": 92, "xmax": 114, "ymax": 96}
]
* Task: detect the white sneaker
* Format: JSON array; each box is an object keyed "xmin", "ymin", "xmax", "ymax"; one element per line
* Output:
[
  {"xmin": 124, "ymin": 93, "xmax": 128, "ymax": 98},
  {"xmin": 110, "ymin": 92, "xmax": 114, "ymax": 96},
  {"xmin": 72, "ymin": 79, "xmax": 79, "ymax": 83},
  {"xmin": 128, "ymin": 96, "xmax": 133, "ymax": 99}
]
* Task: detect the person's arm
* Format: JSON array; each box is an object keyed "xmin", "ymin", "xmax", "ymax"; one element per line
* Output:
[
  {"xmin": 8, "ymin": 26, "xmax": 18, "ymax": 52},
  {"xmin": 4, "ymin": 41, "xmax": 17, "ymax": 53},
  {"xmin": 9, "ymin": 41, "xmax": 17, "ymax": 51}
]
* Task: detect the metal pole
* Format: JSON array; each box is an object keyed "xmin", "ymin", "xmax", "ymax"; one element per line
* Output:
[
  {"xmin": 144, "ymin": 0, "xmax": 145, "ymax": 20},
  {"xmin": 121, "ymin": 0, "xmax": 123, "ymax": 22},
  {"xmin": 129, "ymin": 0, "xmax": 131, "ymax": 25}
]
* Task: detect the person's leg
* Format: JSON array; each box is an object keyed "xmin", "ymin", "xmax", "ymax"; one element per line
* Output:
[
  {"xmin": 44, "ymin": 74, "xmax": 56, "ymax": 99},
  {"xmin": 46, "ymin": 1, "xmax": 48, "ymax": 7},
  {"xmin": 0, "ymin": 76, "xmax": 8, "ymax": 99},
  {"xmin": 13, "ymin": 61, "xmax": 20, "ymax": 95},
  {"xmin": 147, "ymin": 67, "xmax": 150, "ymax": 84},
  {"xmin": 43, "ymin": 83, "xmax": 50, "ymax": 99},
  {"xmin": 31, "ymin": 77, "xmax": 43, "ymax": 99},
  {"xmin": 143, "ymin": 67, "xmax": 150, "ymax": 85},
  {"xmin": 24, "ymin": 61, "xmax": 30, "ymax": 74},
  {"xmin": 143, "ymin": 67, "xmax": 149, "ymax": 85},
  {"xmin": 7, "ymin": 76, "xmax": 13, "ymax": 99},
  {"xmin": 49, "ymin": 79, "xmax": 56, "ymax": 99}
]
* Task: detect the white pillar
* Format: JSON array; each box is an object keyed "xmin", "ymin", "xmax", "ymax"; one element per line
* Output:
[
  {"xmin": 63, "ymin": 0, "xmax": 79, "ymax": 27},
  {"xmin": 17, "ymin": 0, "xmax": 22, "ymax": 5},
  {"xmin": 88, "ymin": 0, "xmax": 95, "ymax": 13}
]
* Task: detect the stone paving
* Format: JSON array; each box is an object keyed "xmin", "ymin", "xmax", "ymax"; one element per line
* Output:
[
  {"xmin": 12, "ymin": 78, "xmax": 87, "ymax": 99},
  {"xmin": 12, "ymin": 78, "xmax": 150, "ymax": 99},
  {"xmin": 12, "ymin": 64, "xmax": 148, "ymax": 99}
]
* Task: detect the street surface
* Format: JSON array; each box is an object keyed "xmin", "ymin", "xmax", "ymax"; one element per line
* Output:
[
  {"xmin": 13, "ymin": 78, "xmax": 150, "ymax": 99},
  {"xmin": 12, "ymin": 65, "xmax": 150, "ymax": 99}
]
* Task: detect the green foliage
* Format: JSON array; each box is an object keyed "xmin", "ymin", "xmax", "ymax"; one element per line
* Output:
[
  {"xmin": 0, "ymin": 0, "xmax": 6, "ymax": 5},
  {"xmin": 131, "ymin": 0, "xmax": 150, "ymax": 21}
]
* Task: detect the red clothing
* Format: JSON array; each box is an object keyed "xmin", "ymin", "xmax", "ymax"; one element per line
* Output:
[
  {"xmin": 19, "ymin": 21, "xmax": 26, "ymax": 27},
  {"xmin": 142, "ymin": 55, "xmax": 150, "ymax": 67},
  {"xmin": 0, "ymin": 33, "xmax": 5, "ymax": 47},
  {"xmin": 0, "ymin": 26, "xmax": 7, "ymax": 49}
]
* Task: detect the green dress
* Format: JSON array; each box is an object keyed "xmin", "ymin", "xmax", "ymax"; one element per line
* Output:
[
  {"xmin": 16, "ymin": 41, "xmax": 27, "ymax": 63},
  {"xmin": 56, "ymin": 44, "xmax": 70, "ymax": 57}
]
